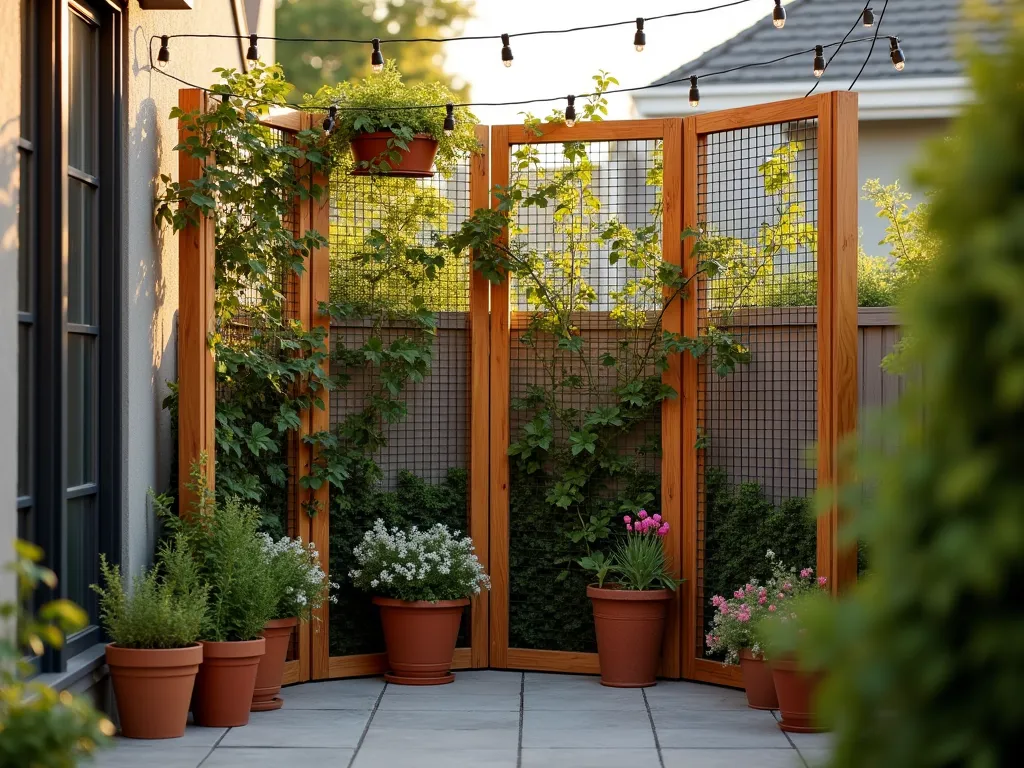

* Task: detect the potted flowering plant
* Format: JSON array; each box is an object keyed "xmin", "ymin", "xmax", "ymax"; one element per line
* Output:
[
  {"xmin": 91, "ymin": 538, "xmax": 208, "ymax": 738},
  {"xmin": 580, "ymin": 510, "xmax": 681, "ymax": 688},
  {"xmin": 252, "ymin": 534, "xmax": 338, "ymax": 711},
  {"xmin": 350, "ymin": 520, "xmax": 489, "ymax": 685}
]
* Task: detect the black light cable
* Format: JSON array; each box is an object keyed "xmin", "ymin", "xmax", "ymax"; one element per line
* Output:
[
  {"xmin": 848, "ymin": 0, "xmax": 895, "ymax": 91},
  {"xmin": 806, "ymin": 2, "xmax": 873, "ymax": 97}
]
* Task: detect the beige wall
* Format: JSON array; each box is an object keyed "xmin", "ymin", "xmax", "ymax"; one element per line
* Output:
[{"xmin": 0, "ymin": 0, "xmax": 21, "ymax": 602}]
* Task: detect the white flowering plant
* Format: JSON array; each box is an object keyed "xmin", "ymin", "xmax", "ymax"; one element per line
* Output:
[
  {"xmin": 349, "ymin": 520, "xmax": 490, "ymax": 602},
  {"xmin": 258, "ymin": 533, "xmax": 339, "ymax": 622}
]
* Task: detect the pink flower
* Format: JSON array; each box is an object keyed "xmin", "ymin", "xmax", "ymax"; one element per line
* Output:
[
  {"xmin": 736, "ymin": 612, "xmax": 749, "ymax": 623},
  {"xmin": 658, "ymin": 524, "xmax": 670, "ymax": 536},
  {"xmin": 769, "ymin": 605, "xmax": 777, "ymax": 612},
  {"xmin": 744, "ymin": 584, "xmax": 755, "ymax": 594},
  {"xmin": 623, "ymin": 515, "xmax": 632, "ymax": 524},
  {"xmin": 800, "ymin": 568, "xmax": 813, "ymax": 578},
  {"xmin": 758, "ymin": 587, "xmax": 767, "ymax": 597},
  {"xmin": 711, "ymin": 595, "xmax": 725, "ymax": 608},
  {"xmin": 818, "ymin": 576, "xmax": 828, "ymax": 586},
  {"xmin": 705, "ymin": 632, "xmax": 715, "ymax": 647},
  {"xmin": 626, "ymin": 523, "xmax": 633, "ymax": 532},
  {"xmin": 720, "ymin": 605, "xmax": 730, "ymax": 616},
  {"xmin": 638, "ymin": 509, "xmax": 648, "ymax": 520},
  {"xmin": 758, "ymin": 596, "xmax": 767, "ymax": 605},
  {"xmin": 783, "ymin": 582, "xmax": 792, "ymax": 591},
  {"xmin": 652, "ymin": 513, "xmax": 662, "ymax": 523},
  {"xmin": 733, "ymin": 589, "xmax": 744, "ymax": 599},
  {"xmin": 777, "ymin": 592, "xmax": 785, "ymax": 600}
]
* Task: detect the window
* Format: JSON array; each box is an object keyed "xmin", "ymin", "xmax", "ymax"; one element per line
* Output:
[{"xmin": 18, "ymin": 0, "xmax": 122, "ymax": 671}]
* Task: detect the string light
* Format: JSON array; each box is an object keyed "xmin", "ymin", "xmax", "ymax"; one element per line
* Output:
[
  {"xmin": 813, "ymin": 45, "xmax": 825, "ymax": 77},
  {"xmin": 634, "ymin": 18, "xmax": 646, "ymax": 52},
  {"xmin": 773, "ymin": 0, "xmax": 786, "ymax": 29},
  {"xmin": 688, "ymin": 76, "xmax": 700, "ymax": 108},
  {"xmin": 443, "ymin": 103, "xmax": 455, "ymax": 136},
  {"xmin": 889, "ymin": 36, "xmax": 906, "ymax": 71},
  {"xmin": 501, "ymin": 33, "xmax": 514, "ymax": 67},
  {"xmin": 157, "ymin": 35, "xmax": 169, "ymax": 67},
  {"xmin": 863, "ymin": 6, "xmax": 874, "ymax": 27},
  {"xmin": 370, "ymin": 38, "xmax": 384, "ymax": 73},
  {"xmin": 564, "ymin": 95, "xmax": 576, "ymax": 128},
  {"xmin": 322, "ymin": 105, "xmax": 337, "ymax": 134},
  {"xmin": 246, "ymin": 34, "xmax": 258, "ymax": 62}
]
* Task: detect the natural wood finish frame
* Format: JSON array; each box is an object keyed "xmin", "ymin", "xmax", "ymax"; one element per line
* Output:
[
  {"xmin": 177, "ymin": 89, "xmax": 216, "ymax": 513},
  {"xmin": 506, "ymin": 649, "xmax": 601, "ymax": 675}
]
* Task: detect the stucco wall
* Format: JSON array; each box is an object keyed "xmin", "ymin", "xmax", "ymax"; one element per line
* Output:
[
  {"xmin": 121, "ymin": 1, "xmax": 274, "ymax": 576},
  {"xmin": 0, "ymin": 0, "xmax": 20, "ymax": 602}
]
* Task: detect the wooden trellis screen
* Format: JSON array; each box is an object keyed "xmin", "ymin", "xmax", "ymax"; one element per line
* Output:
[{"xmin": 177, "ymin": 89, "xmax": 857, "ymax": 687}]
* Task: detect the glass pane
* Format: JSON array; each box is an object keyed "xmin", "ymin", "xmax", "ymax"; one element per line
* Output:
[
  {"xmin": 18, "ymin": 323, "xmax": 31, "ymax": 498},
  {"xmin": 68, "ymin": 11, "xmax": 97, "ymax": 174},
  {"xmin": 68, "ymin": 179, "xmax": 96, "ymax": 325},
  {"xmin": 18, "ymin": 149, "xmax": 31, "ymax": 312},
  {"xmin": 66, "ymin": 495, "xmax": 97, "ymax": 616},
  {"xmin": 67, "ymin": 334, "xmax": 96, "ymax": 487}
]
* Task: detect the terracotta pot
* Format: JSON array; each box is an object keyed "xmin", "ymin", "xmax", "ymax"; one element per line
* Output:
[
  {"xmin": 252, "ymin": 617, "xmax": 299, "ymax": 712},
  {"xmin": 587, "ymin": 585, "xmax": 671, "ymax": 688},
  {"xmin": 192, "ymin": 638, "xmax": 265, "ymax": 727},
  {"xmin": 770, "ymin": 656, "xmax": 827, "ymax": 733},
  {"xmin": 350, "ymin": 131, "xmax": 439, "ymax": 177},
  {"xmin": 372, "ymin": 596, "xmax": 468, "ymax": 685},
  {"xmin": 739, "ymin": 649, "xmax": 778, "ymax": 710},
  {"xmin": 105, "ymin": 643, "xmax": 202, "ymax": 739}
]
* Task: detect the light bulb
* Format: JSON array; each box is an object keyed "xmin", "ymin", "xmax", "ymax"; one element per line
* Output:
[
  {"xmin": 564, "ymin": 95, "xmax": 576, "ymax": 128},
  {"xmin": 634, "ymin": 18, "xmax": 646, "ymax": 52},
  {"xmin": 889, "ymin": 37, "xmax": 906, "ymax": 71},
  {"xmin": 370, "ymin": 38, "xmax": 384, "ymax": 73},
  {"xmin": 813, "ymin": 45, "xmax": 825, "ymax": 78},
  {"xmin": 773, "ymin": 0, "xmax": 786, "ymax": 29},
  {"xmin": 863, "ymin": 7, "xmax": 874, "ymax": 27},
  {"xmin": 157, "ymin": 35, "xmax": 170, "ymax": 68},
  {"xmin": 322, "ymin": 106, "xmax": 337, "ymax": 135},
  {"xmin": 246, "ymin": 34, "xmax": 258, "ymax": 62},
  {"xmin": 501, "ymin": 33, "xmax": 514, "ymax": 68},
  {"xmin": 443, "ymin": 103, "xmax": 455, "ymax": 136},
  {"xmin": 688, "ymin": 76, "xmax": 700, "ymax": 109}
]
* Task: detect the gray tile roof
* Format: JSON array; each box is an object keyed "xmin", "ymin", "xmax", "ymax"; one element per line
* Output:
[{"xmin": 652, "ymin": 0, "xmax": 969, "ymax": 87}]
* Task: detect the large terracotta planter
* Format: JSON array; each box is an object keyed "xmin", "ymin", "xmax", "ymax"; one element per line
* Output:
[
  {"xmin": 252, "ymin": 617, "xmax": 299, "ymax": 712},
  {"xmin": 192, "ymin": 638, "xmax": 265, "ymax": 727},
  {"xmin": 105, "ymin": 643, "xmax": 202, "ymax": 739},
  {"xmin": 373, "ymin": 596, "xmax": 468, "ymax": 685},
  {"xmin": 587, "ymin": 585, "xmax": 671, "ymax": 688},
  {"xmin": 350, "ymin": 131, "xmax": 439, "ymax": 177},
  {"xmin": 739, "ymin": 649, "xmax": 778, "ymax": 710},
  {"xmin": 770, "ymin": 656, "xmax": 827, "ymax": 733}
]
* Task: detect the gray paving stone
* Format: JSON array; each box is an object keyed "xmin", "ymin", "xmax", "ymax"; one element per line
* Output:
[
  {"xmin": 522, "ymin": 709, "xmax": 657, "ymax": 749},
  {"xmin": 360, "ymin": 709, "xmax": 520, "ymax": 751},
  {"xmin": 661, "ymin": 749, "xmax": 803, "ymax": 768},
  {"xmin": 644, "ymin": 681, "xmax": 750, "ymax": 711},
  {"xmin": 385, "ymin": 669, "xmax": 521, "ymax": 694},
  {"xmin": 524, "ymin": 672, "xmax": 605, "ymax": 691},
  {"xmin": 377, "ymin": 689, "xmax": 519, "ymax": 711},
  {"xmin": 352, "ymin": 748, "xmax": 518, "ymax": 767},
  {"xmin": 279, "ymin": 678, "xmax": 384, "ymax": 709},
  {"xmin": 115, "ymin": 724, "xmax": 227, "ymax": 747},
  {"xmin": 786, "ymin": 731, "xmax": 833, "ymax": 752},
  {"xmin": 521, "ymin": 748, "xmax": 662, "ymax": 767},
  {"xmin": 92, "ymin": 745, "xmax": 210, "ymax": 768},
  {"xmin": 203, "ymin": 747, "xmax": 354, "ymax": 767},
  {"xmin": 217, "ymin": 709, "xmax": 370, "ymax": 748},
  {"xmin": 524, "ymin": 685, "xmax": 646, "ymax": 711},
  {"xmin": 800, "ymin": 748, "xmax": 832, "ymax": 766}
]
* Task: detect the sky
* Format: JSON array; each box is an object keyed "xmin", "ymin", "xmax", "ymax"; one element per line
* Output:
[{"xmin": 443, "ymin": 0, "xmax": 775, "ymax": 125}]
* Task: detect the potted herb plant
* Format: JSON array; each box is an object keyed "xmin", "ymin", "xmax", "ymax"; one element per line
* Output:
[
  {"xmin": 161, "ymin": 473, "xmax": 277, "ymax": 728},
  {"xmin": 91, "ymin": 539, "xmax": 208, "ymax": 739},
  {"xmin": 308, "ymin": 62, "xmax": 479, "ymax": 177},
  {"xmin": 252, "ymin": 533, "xmax": 337, "ymax": 711},
  {"xmin": 350, "ymin": 519, "xmax": 489, "ymax": 685},
  {"xmin": 706, "ymin": 578, "xmax": 778, "ymax": 710},
  {"xmin": 581, "ymin": 511, "xmax": 681, "ymax": 688}
]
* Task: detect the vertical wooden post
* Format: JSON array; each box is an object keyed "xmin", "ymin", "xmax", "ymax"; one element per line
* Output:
[
  {"xmin": 177, "ymin": 89, "xmax": 215, "ymax": 513},
  {"xmin": 469, "ymin": 125, "xmax": 492, "ymax": 669},
  {"xmin": 817, "ymin": 92, "xmax": 860, "ymax": 593},
  {"xmin": 660, "ymin": 118, "xmax": 684, "ymax": 680},
  {"xmin": 488, "ymin": 125, "xmax": 511, "ymax": 669}
]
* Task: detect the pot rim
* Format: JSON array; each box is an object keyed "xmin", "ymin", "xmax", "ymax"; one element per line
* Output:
[
  {"xmin": 351, "ymin": 130, "xmax": 438, "ymax": 142},
  {"xmin": 264, "ymin": 616, "xmax": 299, "ymax": 629},
  {"xmin": 739, "ymin": 648, "xmax": 766, "ymax": 662},
  {"xmin": 199, "ymin": 637, "xmax": 267, "ymax": 658},
  {"xmin": 371, "ymin": 596, "xmax": 471, "ymax": 609},
  {"xmin": 586, "ymin": 584, "xmax": 672, "ymax": 601},
  {"xmin": 105, "ymin": 642, "xmax": 203, "ymax": 667}
]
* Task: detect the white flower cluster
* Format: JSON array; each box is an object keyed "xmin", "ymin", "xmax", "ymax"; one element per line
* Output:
[
  {"xmin": 259, "ymin": 532, "xmax": 340, "ymax": 618},
  {"xmin": 349, "ymin": 520, "xmax": 490, "ymax": 602}
]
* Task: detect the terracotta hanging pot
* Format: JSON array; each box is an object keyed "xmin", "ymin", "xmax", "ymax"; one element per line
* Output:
[
  {"xmin": 105, "ymin": 643, "xmax": 203, "ymax": 739},
  {"xmin": 251, "ymin": 617, "xmax": 299, "ymax": 712},
  {"xmin": 192, "ymin": 638, "xmax": 266, "ymax": 727},
  {"xmin": 372, "ymin": 596, "xmax": 468, "ymax": 685},
  {"xmin": 770, "ymin": 656, "xmax": 827, "ymax": 733},
  {"xmin": 739, "ymin": 648, "xmax": 778, "ymax": 710},
  {"xmin": 587, "ymin": 585, "xmax": 671, "ymax": 688},
  {"xmin": 350, "ymin": 132, "xmax": 439, "ymax": 178}
]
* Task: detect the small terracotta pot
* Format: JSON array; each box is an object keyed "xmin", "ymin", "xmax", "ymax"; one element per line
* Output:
[
  {"xmin": 373, "ymin": 596, "xmax": 468, "ymax": 685},
  {"xmin": 105, "ymin": 643, "xmax": 202, "ymax": 739},
  {"xmin": 739, "ymin": 649, "xmax": 778, "ymax": 710},
  {"xmin": 192, "ymin": 638, "xmax": 266, "ymax": 727},
  {"xmin": 252, "ymin": 617, "xmax": 299, "ymax": 712},
  {"xmin": 587, "ymin": 585, "xmax": 671, "ymax": 688},
  {"xmin": 350, "ymin": 131, "xmax": 439, "ymax": 177},
  {"xmin": 770, "ymin": 656, "xmax": 827, "ymax": 733}
]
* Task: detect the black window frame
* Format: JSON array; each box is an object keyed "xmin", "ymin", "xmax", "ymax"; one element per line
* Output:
[{"xmin": 20, "ymin": 0, "xmax": 123, "ymax": 672}]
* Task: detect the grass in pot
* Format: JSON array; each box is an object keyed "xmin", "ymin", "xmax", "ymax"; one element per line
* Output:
[
  {"xmin": 581, "ymin": 511, "xmax": 681, "ymax": 688},
  {"xmin": 92, "ymin": 538, "xmax": 208, "ymax": 739},
  {"xmin": 307, "ymin": 62, "xmax": 479, "ymax": 177},
  {"xmin": 350, "ymin": 519, "xmax": 489, "ymax": 685},
  {"xmin": 253, "ymin": 533, "xmax": 337, "ymax": 711}
]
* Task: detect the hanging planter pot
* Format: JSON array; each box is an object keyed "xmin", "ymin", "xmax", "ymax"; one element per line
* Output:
[
  {"xmin": 105, "ymin": 643, "xmax": 203, "ymax": 739},
  {"xmin": 770, "ymin": 656, "xmax": 828, "ymax": 733},
  {"xmin": 739, "ymin": 649, "xmax": 778, "ymax": 710},
  {"xmin": 587, "ymin": 585, "xmax": 671, "ymax": 688},
  {"xmin": 350, "ymin": 132, "xmax": 439, "ymax": 178},
  {"xmin": 251, "ymin": 617, "xmax": 299, "ymax": 712},
  {"xmin": 373, "ymin": 596, "xmax": 468, "ymax": 685}
]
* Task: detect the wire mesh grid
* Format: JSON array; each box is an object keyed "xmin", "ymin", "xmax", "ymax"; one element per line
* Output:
[
  {"xmin": 695, "ymin": 120, "xmax": 820, "ymax": 659},
  {"xmin": 507, "ymin": 138, "xmax": 664, "ymax": 653},
  {"xmin": 326, "ymin": 159, "xmax": 473, "ymax": 657}
]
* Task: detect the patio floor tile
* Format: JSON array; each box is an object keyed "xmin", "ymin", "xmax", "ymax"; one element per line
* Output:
[
  {"xmin": 360, "ymin": 709, "xmax": 520, "ymax": 751},
  {"xmin": 524, "ymin": 686, "xmax": 646, "ymax": 711},
  {"xmin": 653, "ymin": 707, "xmax": 791, "ymax": 750},
  {"xmin": 217, "ymin": 709, "xmax": 370, "ymax": 748},
  {"xmin": 116, "ymin": 724, "xmax": 227, "ymax": 747},
  {"xmin": 201, "ymin": 747, "xmax": 354, "ymax": 768},
  {"xmin": 352, "ymin": 748, "xmax": 518, "ymax": 767},
  {"xmin": 377, "ymin": 690, "xmax": 519, "ymax": 711},
  {"xmin": 521, "ymin": 708, "xmax": 657, "ymax": 749},
  {"xmin": 279, "ymin": 678, "xmax": 384, "ymax": 709},
  {"xmin": 92, "ymin": 745, "xmax": 210, "ymax": 768},
  {"xmin": 661, "ymin": 748, "xmax": 805, "ymax": 768},
  {"xmin": 644, "ymin": 681, "xmax": 750, "ymax": 711},
  {"xmin": 520, "ymin": 748, "xmax": 662, "ymax": 767}
]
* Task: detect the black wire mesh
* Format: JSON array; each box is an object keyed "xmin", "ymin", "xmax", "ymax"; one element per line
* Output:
[
  {"xmin": 507, "ymin": 139, "xmax": 663, "ymax": 653},
  {"xmin": 695, "ymin": 120, "xmax": 820, "ymax": 660},
  {"xmin": 327, "ymin": 160, "xmax": 473, "ymax": 658}
]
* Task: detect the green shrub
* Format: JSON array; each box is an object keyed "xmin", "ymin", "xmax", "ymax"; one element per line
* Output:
[
  {"xmin": 259, "ymin": 533, "xmax": 336, "ymax": 621},
  {"xmin": 91, "ymin": 539, "xmax": 208, "ymax": 649},
  {"xmin": 796, "ymin": 10, "xmax": 1024, "ymax": 765}
]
